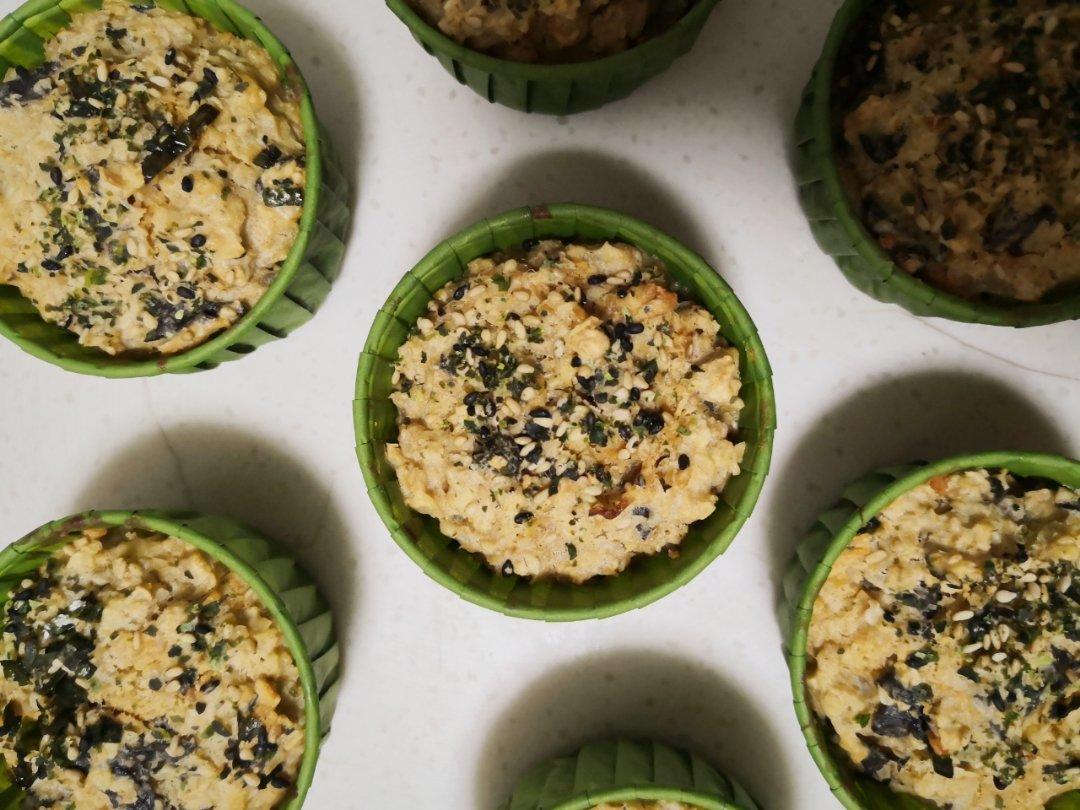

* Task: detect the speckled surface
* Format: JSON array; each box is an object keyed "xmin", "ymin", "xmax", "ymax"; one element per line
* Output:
[{"xmin": 0, "ymin": 1, "xmax": 1077, "ymax": 807}]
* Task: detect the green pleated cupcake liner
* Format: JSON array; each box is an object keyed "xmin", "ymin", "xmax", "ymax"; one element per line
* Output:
[
  {"xmin": 0, "ymin": 0, "xmax": 351, "ymax": 377},
  {"xmin": 384, "ymin": 0, "xmax": 721, "ymax": 115},
  {"xmin": 354, "ymin": 203, "xmax": 775, "ymax": 621},
  {"xmin": 793, "ymin": 0, "xmax": 1080, "ymax": 327},
  {"xmin": 0, "ymin": 509, "xmax": 340, "ymax": 809},
  {"xmin": 501, "ymin": 738, "xmax": 758, "ymax": 810},
  {"xmin": 781, "ymin": 451, "xmax": 1080, "ymax": 809}
]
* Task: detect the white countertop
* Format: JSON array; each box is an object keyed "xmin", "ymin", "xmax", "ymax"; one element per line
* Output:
[{"xmin": 1, "ymin": 0, "xmax": 1077, "ymax": 807}]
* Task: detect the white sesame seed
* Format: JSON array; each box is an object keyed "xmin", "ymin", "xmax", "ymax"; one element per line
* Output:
[
  {"xmin": 1057, "ymin": 575, "xmax": 1072, "ymax": 594},
  {"xmin": 1002, "ymin": 61, "xmax": 1025, "ymax": 73},
  {"xmin": 963, "ymin": 642, "xmax": 982, "ymax": 654},
  {"xmin": 991, "ymin": 652, "xmax": 1007, "ymax": 663},
  {"xmin": 995, "ymin": 590, "xmax": 1017, "ymax": 603},
  {"xmin": 952, "ymin": 610, "xmax": 974, "ymax": 621}
]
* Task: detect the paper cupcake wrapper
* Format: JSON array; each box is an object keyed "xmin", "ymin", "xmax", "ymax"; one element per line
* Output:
[
  {"xmin": 384, "ymin": 0, "xmax": 721, "ymax": 115},
  {"xmin": 0, "ymin": 510, "xmax": 340, "ymax": 809},
  {"xmin": 501, "ymin": 738, "xmax": 758, "ymax": 810},
  {"xmin": 781, "ymin": 451, "xmax": 1080, "ymax": 809},
  {"xmin": 0, "ymin": 0, "xmax": 351, "ymax": 377},
  {"xmin": 355, "ymin": 203, "xmax": 775, "ymax": 621},
  {"xmin": 794, "ymin": 0, "xmax": 1080, "ymax": 327}
]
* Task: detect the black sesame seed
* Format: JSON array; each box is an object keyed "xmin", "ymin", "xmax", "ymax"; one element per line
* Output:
[
  {"xmin": 167, "ymin": 645, "xmax": 182, "ymax": 657},
  {"xmin": 41, "ymin": 258, "xmax": 61, "ymax": 271},
  {"xmin": 176, "ymin": 285, "xmax": 195, "ymax": 300},
  {"xmin": 164, "ymin": 48, "xmax": 176, "ymax": 66},
  {"xmin": 190, "ymin": 234, "xmax": 207, "ymax": 249},
  {"xmin": 501, "ymin": 560, "xmax": 514, "ymax": 576},
  {"xmin": 195, "ymin": 701, "xmax": 207, "ymax": 715},
  {"xmin": 49, "ymin": 165, "xmax": 63, "ymax": 187},
  {"xmin": 148, "ymin": 678, "xmax": 162, "ymax": 691},
  {"xmin": 181, "ymin": 175, "xmax": 194, "ymax": 192},
  {"xmin": 678, "ymin": 454, "xmax": 690, "ymax": 470},
  {"xmin": 570, "ymin": 355, "xmax": 582, "ymax": 368},
  {"xmin": 587, "ymin": 274, "xmax": 605, "ymax": 285},
  {"xmin": 452, "ymin": 284, "xmax": 468, "ymax": 300},
  {"xmin": 514, "ymin": 511, "xmax": 533, "ymax": 524},
  {"xmin": 628, "ymin": 387, "xmax": 641, "ymax": 402}
]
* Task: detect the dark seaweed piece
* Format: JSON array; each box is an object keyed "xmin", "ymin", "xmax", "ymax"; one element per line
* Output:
[
  {"xmin": 879, "ymin": 672, "xmax": 933, "ymax": 707},
  {"xmin": 104, "ymin": 24, "xmax": 127, "ymax": 48},
  {"xmin": 254, "ymin": 144, "xmax": 282, "ymax": 169},
  {"xmin": 895, "ymin": 584, "xmax": 942, "ymax": 617},
  {"xmin": 905, "ymin": 647, "xmax": 938, "ymax": 670},
  {"xmin": 856, "ymin": 733, "xmax": 906, "ymax": 779},
  {"xmin": 958, "ymin": 664, "xmax": 980, "ymax": 683},
  {"xmin": 140, "ymin": 103, "xmax": 220, "ymax": 183},
  {"xmin": 944, "ymin": 133, "xmax": 976, "ymax": 170},
  {"xmin": 859, "ymin": 130, "xmax": 906, "ymax": 164},
  {"xmin": 1049, "ymin": 692, "xmax": 1080, "ymax": 721},
  {"xmin": 931, "ymin": 750, "xmax": 954, "ymax": 778},
  {"xmin": 143, "ymin": 295, "xmax": 197, "ymax": 342},
  {"xmin": 192, "ymin": 67, "xmax": 219, "ymax": 101},
  {"xmin": 871, "ymin": 703, "xmax": 925, "ymax": 738},
  {"xmin": 261, "ymin": 178, "xmax": 304, "ymax": 207},
  {"xmin": 0, "ymin": 61, "xmax": 57, "ymax": 106},
  {"xmin": 983, "ymin": 200, "xmax": 1056, "ymax": 254},
  {"xmin": 62, "ymin": 69, "xmax": 119, "ymax": 118},
  {"xmin": 860, "ymin": 195, "xmax": 890, "ymax": 227}
]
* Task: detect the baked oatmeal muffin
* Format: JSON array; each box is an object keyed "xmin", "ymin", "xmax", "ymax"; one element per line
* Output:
[
  {"xmin": 832, "ymin": 0, "xmax": 1078, "ymax": 302},
  {"xmin": 386, "ymin": 239, "xmax": 744, "ymax": 582},
  {"xmin": 0, "ymin": 0, "xmax": 306, "ymax": 356}
]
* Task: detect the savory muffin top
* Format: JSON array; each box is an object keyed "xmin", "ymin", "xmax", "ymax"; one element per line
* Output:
[
  {"xmin": 408, "ymin": 0, "xmax": 692, "ymax": 63},
  {"xmin": 387, "ymin": 239, "xmax": 744, "ymax": 582},
  {"xmin": 0, "ymin": 525, "xmax": 305, "ymax": 809},
  {"xmin": 807, "ymin": 469, "xmax": 1079, "ymax": 810},
  {"xmin": 833, "ymin": 0, "xmax": 1078, "ymax": 302},
  {"xmin": 0, "ymin": 0, "xmax": 306, "ymax": 356}
]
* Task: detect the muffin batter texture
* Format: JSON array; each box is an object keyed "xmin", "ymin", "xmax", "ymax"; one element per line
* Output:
[
  {"xmin": 0, "ymin": 0, "xmax": 306, "ymax": 355},
  {"xmin": 807, "ymin": 469, "xmax": 1079, "ymax": 809},
  {"xmin": 388, "ymin": 239, "xmax": 744, "ymax": 582},
  {"xmin": 0, "ymin": 526, "xmax": 305, "ymax": 809},
  {"xmin": 408, "ymin": 0, "xmax": 691, "ymax": 63},
  {"xmin": 833, "ymin": 0, "xmax": 1079, "ymax": 302}
]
